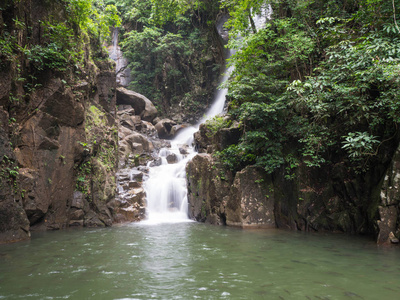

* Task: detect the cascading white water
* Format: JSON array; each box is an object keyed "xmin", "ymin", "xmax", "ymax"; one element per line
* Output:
[
  {"xmin": 199, "ymin": 64, "xmax": 234, "ymax": 123},
  {"xmin": 143, "ymin": 142, "xmax": 196, "ymax": 224},
  {"xmin": 252, "ymin": 3, "xmax": 272, "ymax": 31},
  {"xmin": 109, "ymin": 28, "xmax": 131, "ymax": 87},
  {"xmin": 110, "ymin": 28, "xmax": 118, "ymax": 59},
  {"xmin": 143, "ymin": 51, "xmax": 234, "ymax": 224}
]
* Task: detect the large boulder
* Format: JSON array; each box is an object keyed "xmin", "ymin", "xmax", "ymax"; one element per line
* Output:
[
  {"xmin": 117, "ymin": 105, "xmax": 158, "ymax": 138},
  {"xmin": 155, "ymin": 119, "xmax": 177, "ymax": 139},
  {"xmin": 116, "ymin": 87, "xmax": 158, "ymax": 122},
  {"xmin": 137, "ymin": 120, "xmax": 158, "ymax": 138},
  {"xmin": 123, "ymin": 132, "xmax": 154, "ymax": 155},
  {"xmin": 186, "ymin": 154, "xmax": 275, "ymax": 228},
  {"xmin": 194, "ymin": 120, "xmax": 241, "ymax": 153},
  {"xmin": 117, "ymin": 102, "xmax": 156, "ymax": 169},
  {"xmin": 186, "ymin": 153, "xmax": 231, "ymax": 225},
  {"xmin": 118, "ymin": 108, "xmax": 140, "ymax": 130},
  {"xmin": 225, "ymin": 166, "xmax": 275, "ymax": 228}
]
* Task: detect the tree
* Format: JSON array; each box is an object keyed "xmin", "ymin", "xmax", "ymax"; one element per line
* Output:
[
  {"xmin": 217, "ymin": 0, "xmax": 400, "ymax": 174},
  {"xmin": 118, "ymin": 0, "xmax": 222, "ymax": 117}
]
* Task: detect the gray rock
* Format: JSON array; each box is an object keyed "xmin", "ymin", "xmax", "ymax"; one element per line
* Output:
[
  {"xmin": 69, "ymin": 209, "xmax": 84, "ymax": 220},
  {"xmin": 155, "ymin": 119, "xmax": 177, "ymax": 139},
  {"xmin": 138, "ymin": 121, "xmax": 158, "ymax": 137},
  {"xmin": 179, "ymin": 146, "xmax": 189, "ymax": 155},
  {"xmin": 130, "ymin": 170, "xmax": 143, "ymax": 181},
  {"xmin": 117, "ymin": 105, "xmax": 134, "ymax": 112},
  {"xmin": 166, "ymin": 153, "xmax": 178, "ymax": 164},
  {"xmin": 71, "ymin": 191, "xmax": 85, "ymax": 209},
  {"xmin": 116, "ymin": 87, "xmax": 158, "ymax": 122},
  {"xmin": 69, "ymin": 220, "xmax": 84, "ymax": 227},
  {"xmin": 150, "ymin": 157, "xmax": 162, "ymax": 167},
  {"xmin": 117, "ymin": 174, "xmax": 130, "ymax": 182}
]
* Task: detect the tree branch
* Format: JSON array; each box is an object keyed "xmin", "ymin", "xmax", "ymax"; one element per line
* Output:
[{"xmin": 393, "ymin": 0, "xmax": 400, "ymax": 33}]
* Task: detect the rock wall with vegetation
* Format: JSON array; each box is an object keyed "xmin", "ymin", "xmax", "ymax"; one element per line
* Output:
[
  {"xmin": 189, "ymin": 123, "xmax": 400, "ymax": 243},
  {"xmin": 2, "ymin": 0, "xmax": 400, "ymax": 246},
  {"xmin": 187, "ymin": 0, "xmax": 400, "ymax": 244},
  {"xmin": 0, "ymin": 0, "xmax": 120, "ymax": 243}
]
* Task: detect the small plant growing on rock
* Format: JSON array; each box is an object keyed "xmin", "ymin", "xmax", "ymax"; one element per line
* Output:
[{"xmin": 205, "ymin": 116, "xmax": 232, "ymax": 138}]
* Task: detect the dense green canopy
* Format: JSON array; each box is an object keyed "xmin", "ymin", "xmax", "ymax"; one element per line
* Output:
[
  {"xmin": 105, "ymin": 0, "xmax": 400, "ymax": 175},
  {"xmin": 3, "ymin": 0, "xmax": 398, "ymax": 175},
  {"xmin": 216, "ymin": 0, "xmax": 400, "ymax": 176}
]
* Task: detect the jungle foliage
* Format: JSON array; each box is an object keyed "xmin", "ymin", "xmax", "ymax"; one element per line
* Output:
[
  {"xmin": 0, "ymin": 0, "xmax": 120, "ymax": 73},
  {"xmin": 216, "ymin": 0, "xmax": 400, "ymax": 175},
  {"xmin": 2, "ymin": 0, "xmax": 399, "ymax": 176},
  {"xmin": 112, "ymin": 0, "xmax": 223, "ymax": 117}
]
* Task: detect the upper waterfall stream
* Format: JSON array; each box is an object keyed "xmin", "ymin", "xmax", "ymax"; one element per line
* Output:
[
  {"xmin": 143, "ymin": 55, "xmax": 234, "ymax": 224},
  {"xmin": 109, "ymin": 28, "xmax": 130, "ymax": 87}
]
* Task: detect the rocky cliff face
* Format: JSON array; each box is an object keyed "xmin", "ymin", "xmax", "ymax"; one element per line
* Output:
[
  {"xmin": 187, "ymin": 121, "xmax": 400, "ymax": 244},
  {"xmin": 0, "ymin": 0, "xmax": 118, "ymax": 243},
  {"xmin": 187, "ymin": 154, "xmax": 275, "ymax": 228},
  {"xmin": 0, "ymin": 109, "xmax": 30, "ymax": 243},
  {"xmin": 111, "ymin": 88, "xmax": 159, "ymax": 223},
  {"xmin": 378, "ymin": 146, "xmax": 400, "ymax": 244}
]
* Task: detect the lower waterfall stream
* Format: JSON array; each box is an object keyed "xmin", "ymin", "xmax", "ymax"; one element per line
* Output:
[
  {"xmin": 143, "ymin": 137, "xmax": 196, "ymax": 224},
  {"xmin": 143, "ymin": 60, "xmax": 234, "ymax": 223}
]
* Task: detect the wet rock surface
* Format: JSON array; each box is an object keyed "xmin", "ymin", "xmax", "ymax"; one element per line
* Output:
[
  {"xmin": 113, "ymin": 168, "xmax": 147, "ymax": 223},
  {"xmin": 114, "ymin": 99, "xmax": 185, "ymax": 223},
  {"xmin": 113, "ymin": 105, "xmax": 154, "ymax": 222},
  {"xmin": 155, "ymin": 119, "xmax": 176, "ymax": 139},
  {"xmin": 154, "ymin": 119, "xmax": 189, "ymax": 140},
  {"xmin": 117, "ymin": 105, "xmax": 156, "ymax": 168},
  {"xmin": 166, "ymin": 153, "xmax": 178, "ymax": 164}
]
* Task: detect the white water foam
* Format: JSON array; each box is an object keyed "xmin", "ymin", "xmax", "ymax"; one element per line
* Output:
[
  {"xmin": 143, "ymin": 51, "xmax": 234, "ymax": 224},
  {"xmin": 252, "ymin": 3, "xmax": 272, "ymax": 31},
  {"xmin": 109, "ymin": 28, "xmax": 130, "ymax": 86}
]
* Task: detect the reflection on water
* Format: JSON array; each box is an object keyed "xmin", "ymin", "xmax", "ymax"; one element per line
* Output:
[{"xmin": 0, "ymin": 223, "xmax": 399, "ymax": 299}]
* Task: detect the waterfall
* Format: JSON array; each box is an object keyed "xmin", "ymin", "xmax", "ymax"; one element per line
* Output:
[
  {"xmin": 109, "ymin": 28, "xmax": 119, "ymax": 62},
  {"xmin": 199, "ymin": 64, "xmax": 234, "ymax": 123},
  {"xmin": 109, "ymin": 28, "xmax": 131, "ymax": 87},
  {"xmin": 142, "ymin": 51, "xmax": 234, "ymax": 224},
  {"xmin": 252, "ymin": 3, "xmax": 272, "ymax": 31},
  {"xmin": 142, "ymin": 142, "xmax": 195, "ymax": 224}
]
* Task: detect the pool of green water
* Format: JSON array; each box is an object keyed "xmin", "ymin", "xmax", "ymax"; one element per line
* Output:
[{"xmin": 0, "ymin": 222, "xmax": 399, "ymax": 299}]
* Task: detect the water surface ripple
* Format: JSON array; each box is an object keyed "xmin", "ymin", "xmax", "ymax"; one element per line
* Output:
[{"xmin": 0, "ymin": 223, "xmax": 399, "ymax": 299}]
